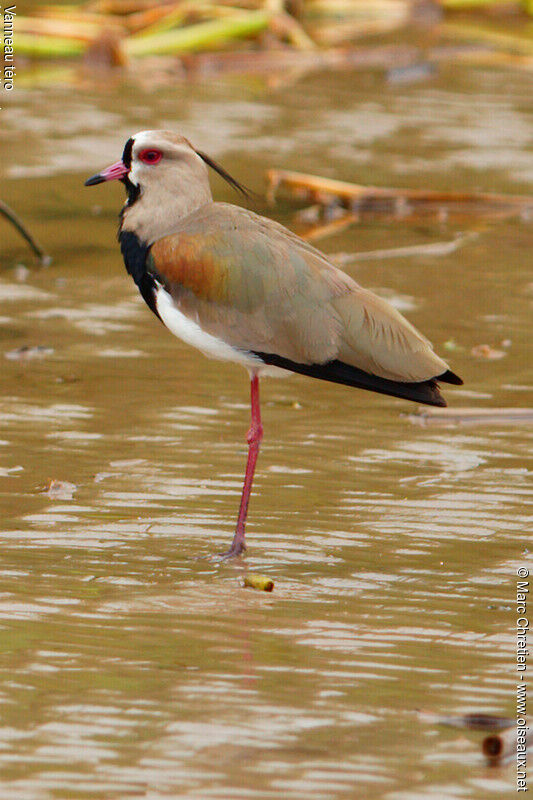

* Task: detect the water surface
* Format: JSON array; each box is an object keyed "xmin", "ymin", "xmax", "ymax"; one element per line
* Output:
[{"xmin": 0, "ymin": 57, "xmax": 531, "ymax": 798}]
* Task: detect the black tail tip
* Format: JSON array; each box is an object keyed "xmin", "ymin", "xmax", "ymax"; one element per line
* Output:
[{"xmin": 439, "ymin": 369, "xmax": 463, "ymax": 386}]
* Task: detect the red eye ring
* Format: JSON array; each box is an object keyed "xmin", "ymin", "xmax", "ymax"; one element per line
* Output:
[{"xmin": 138, "ymin": 148, "xmax": 162, "ymax": 165}]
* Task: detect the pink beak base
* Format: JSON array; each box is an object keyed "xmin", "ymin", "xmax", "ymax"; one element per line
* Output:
[{"xmin": 85, "ymin": 160, "xmax": 129, "ymax": 186}]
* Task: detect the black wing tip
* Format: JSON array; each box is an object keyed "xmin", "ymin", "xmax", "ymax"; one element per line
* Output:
[
  {"xmin": 254, "ymin": 353, "xmax": 453, "ymax": 407},
  {"xmin": 438, "ymin": 369, "xmax": 463, "ymax": 386}
]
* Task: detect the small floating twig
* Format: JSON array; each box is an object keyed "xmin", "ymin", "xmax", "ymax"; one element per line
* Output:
[
  {"xmin": 332, "ymin": 232, "xmax": 477, "ymax": 263},
  {"xmin": 0, "ymin": 199, "xmax": 51, "ymax": 266},
  {"xmin": 407, "ymin": 407, "xmax": 533, "ymax": 427},
  {"xmin": 417, "ymin": 709, "xmax": 513, "ymax": 731}
]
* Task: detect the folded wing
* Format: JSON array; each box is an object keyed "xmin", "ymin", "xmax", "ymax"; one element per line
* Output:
[{"xmin": 148, "ymin": 202, "xmax": 462, "ymax": 404}]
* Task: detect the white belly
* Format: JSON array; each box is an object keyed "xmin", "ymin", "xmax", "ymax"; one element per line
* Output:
[{"xmin": 155, "ymin": 285, "xmax": 290, "ymax": 377}]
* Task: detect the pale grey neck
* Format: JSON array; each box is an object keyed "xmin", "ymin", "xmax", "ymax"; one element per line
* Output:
[{"xmin": 120, "ymin": 184, "xmax": 212, "ymax": 244}]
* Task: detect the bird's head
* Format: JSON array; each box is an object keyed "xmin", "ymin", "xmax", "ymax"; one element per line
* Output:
[{"xmin": 85, "ymin": 130, "xmax": 248, "ymax": 242}]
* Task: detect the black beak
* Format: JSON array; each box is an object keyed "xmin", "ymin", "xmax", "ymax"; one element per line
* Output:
[{"xmin": 84, "ymin": 173, "xmax": 105, "ymax": 186}]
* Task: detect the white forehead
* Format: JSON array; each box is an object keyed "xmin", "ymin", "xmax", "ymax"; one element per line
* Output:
[
  {"xmin": 131, "ymin": 130, "xmax": 191, "ymax": 155},
  {"xmin": 132, "ymin": 130, "xmax": 159, "ymax": 150}
]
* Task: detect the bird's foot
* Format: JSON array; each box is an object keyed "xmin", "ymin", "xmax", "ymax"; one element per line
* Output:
[{"xmin": 218, "ymin": 538, "xmax": 247, "ymax": 560}]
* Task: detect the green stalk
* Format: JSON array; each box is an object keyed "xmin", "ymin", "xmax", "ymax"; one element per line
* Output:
[
  {"xmin": 125, "ymin": 10, "xmax": 270, "ymax": 56},
  {"xmin": 13, "ymin": 32, "xmax": 86, "ymax": 58}
]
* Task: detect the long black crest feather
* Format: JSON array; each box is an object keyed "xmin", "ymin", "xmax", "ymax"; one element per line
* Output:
[{"xmin": 195, "ymin": 150, "xmax": 257, "ymax": 202}]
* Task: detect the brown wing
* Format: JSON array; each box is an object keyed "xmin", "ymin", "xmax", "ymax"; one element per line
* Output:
[
  {"xmin": 149, "ymin": 204, "xmax": 347, "ymax": 364},
  {"xmin": 149, "ymin": 202, "xmax": 454, "ymax": 383}
]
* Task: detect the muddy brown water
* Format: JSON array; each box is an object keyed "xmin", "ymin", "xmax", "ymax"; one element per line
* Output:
[{"xmin": 0, "ymin": 60, "xmax": 531, "ymax": 799}]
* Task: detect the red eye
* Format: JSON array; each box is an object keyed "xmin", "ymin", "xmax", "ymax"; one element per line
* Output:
[{"xmin": 139, "ymin": 148, "xmax": 162, "ymax": 165}]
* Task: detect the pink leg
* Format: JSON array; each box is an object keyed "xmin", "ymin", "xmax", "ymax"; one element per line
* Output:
[{"xmin": 223, "ymin": 374, "xmax": 263, "ymax": 557}]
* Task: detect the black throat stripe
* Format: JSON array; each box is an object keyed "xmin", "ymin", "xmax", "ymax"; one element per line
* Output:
[
  {"xmin": 119, "ymin": 137, "xmax": 140, "ymax": 208},
  {"xmin": 122, "ymin": 137, "xmax": 134, "ymax": 169},
  {"xmin": 118, "ymin": 230, "xmax": 160, "ymax": 321},
  {"xmin": 123, "ymin": 177, "xmax": 140, "ymax": 207}
]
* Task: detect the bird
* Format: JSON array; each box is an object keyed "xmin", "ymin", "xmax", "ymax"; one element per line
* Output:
[{"xmin": 85, "ymin": 130, "xmax": 462, "ymax": 558}]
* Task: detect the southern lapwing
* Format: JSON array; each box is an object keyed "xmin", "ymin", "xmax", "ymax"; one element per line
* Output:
[{"xmin": 85, "ymin": 130, "xmax": 462, "ymax": 557}]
